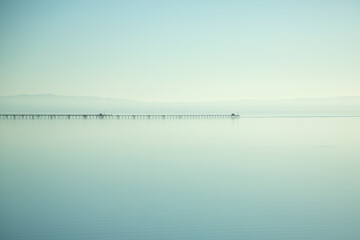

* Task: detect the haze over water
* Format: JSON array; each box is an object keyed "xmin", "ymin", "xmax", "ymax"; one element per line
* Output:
[
  {"xmin": 1, "ymin": 117, "xmax": 359, "ymax": 240},
  {"xmin": 1, "ymin": 0, "xmax": 360, "ymax": 239}
]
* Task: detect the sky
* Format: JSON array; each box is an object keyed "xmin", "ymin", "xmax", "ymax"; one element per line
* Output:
[{"xmin": 0, "ymin": 0, "xmax": 359, "ymax": 102}]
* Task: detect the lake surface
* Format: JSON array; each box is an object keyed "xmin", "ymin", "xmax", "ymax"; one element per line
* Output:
[{"xmin": 1, "ymin": 117, "xmax": 360, "ymax": 240}]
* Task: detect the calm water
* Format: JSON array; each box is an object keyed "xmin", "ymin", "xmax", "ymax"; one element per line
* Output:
[{"xmin": 0, "ymin": 118, "xmax": 360, "ymax": 240}]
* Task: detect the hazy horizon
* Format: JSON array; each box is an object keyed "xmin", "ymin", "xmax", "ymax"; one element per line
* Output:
[
  {"xmin": 2, "ymin": 93, "xmax": 360, "ymax": 103},
  {"xmin": 1, "ymin": 94, "xmax": 359, "ymax": 115}
]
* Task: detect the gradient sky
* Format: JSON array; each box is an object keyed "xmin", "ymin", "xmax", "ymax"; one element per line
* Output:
[{"xmin": 0, "ymin": 0, "xmax": 359, "ymax": 102}]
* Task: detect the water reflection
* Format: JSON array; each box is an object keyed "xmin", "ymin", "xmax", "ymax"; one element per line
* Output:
[{"xmin": 0, "ymin": 118, "xmax": 359, "ymax": 239}]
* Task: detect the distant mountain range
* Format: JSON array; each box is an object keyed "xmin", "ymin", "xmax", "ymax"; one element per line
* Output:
[{"xmin": 1, "ymin": 94, "xmax": 360, "ymax": 116}]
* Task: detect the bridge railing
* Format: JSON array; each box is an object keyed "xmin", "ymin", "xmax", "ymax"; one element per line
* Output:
[{"xmin": 0, "ymin": 114, "xmax": 240, "ymax": 120}]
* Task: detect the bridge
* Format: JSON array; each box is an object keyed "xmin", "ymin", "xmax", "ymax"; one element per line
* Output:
[{"xmin": 0, "ymin": 114, "xmax": 240, "ymax": 120}]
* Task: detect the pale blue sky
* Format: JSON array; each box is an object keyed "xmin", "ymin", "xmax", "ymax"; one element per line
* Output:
[{"xmin": 0, "ymin": 0, "xmax": 359, "ymax": 101}]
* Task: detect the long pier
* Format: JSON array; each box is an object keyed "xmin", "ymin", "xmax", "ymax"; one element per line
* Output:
[{"xmin": 0, "ymin": 114, "xmax": 240, "ymax": 120}]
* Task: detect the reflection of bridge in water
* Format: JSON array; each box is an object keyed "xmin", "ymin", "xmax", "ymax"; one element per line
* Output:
[{"xmin": 0, "ymin": 114, "xmax": 240, "ymax": 120}]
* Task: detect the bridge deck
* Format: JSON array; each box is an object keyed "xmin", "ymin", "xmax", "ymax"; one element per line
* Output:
[{"xmin": 0, "ymin": 114, "xmax": 240, "ymax": 120}]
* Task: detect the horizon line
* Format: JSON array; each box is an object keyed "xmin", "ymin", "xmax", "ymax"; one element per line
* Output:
[{"xmin": 1, "ymin": 93, "xmax": 360, "ymax": 104}]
